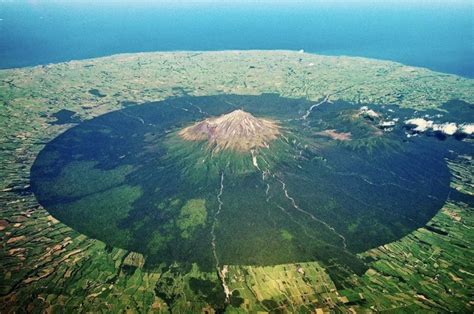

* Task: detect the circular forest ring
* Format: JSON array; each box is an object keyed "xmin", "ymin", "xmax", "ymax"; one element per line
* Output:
[{"xmin": 31, "ymin": 94, "xmax": 453, "ymax": 273}]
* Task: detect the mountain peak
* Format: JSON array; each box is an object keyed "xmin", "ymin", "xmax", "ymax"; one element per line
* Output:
[{"xmin": 179, "ymin": 110, "xmax": 280, "ymax": 152}]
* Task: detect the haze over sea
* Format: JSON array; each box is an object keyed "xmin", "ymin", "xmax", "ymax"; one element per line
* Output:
[{"xmin": 0, "ymin": 0, "xmax": 472, "ymax": 77}]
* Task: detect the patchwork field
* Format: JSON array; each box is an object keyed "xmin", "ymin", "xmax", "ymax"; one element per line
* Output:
[{"xmin": 0, "ymin": 51, "xmax": 472, "ymax": 312}]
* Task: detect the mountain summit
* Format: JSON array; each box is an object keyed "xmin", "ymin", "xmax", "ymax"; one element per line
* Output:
[{"xmin": 179, "ymin": 109, "xmax": 280, "ymax": 152}]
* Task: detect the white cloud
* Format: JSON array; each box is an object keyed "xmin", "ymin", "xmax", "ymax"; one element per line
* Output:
[
  {"xmin": 405, "ymin": 118, "xmax": 433, "ymax": 132},
  {"xmin": 432, "ymin": 123, "xmax": 457, "ymax": 136},
  {"xmin": 459, "ymin": 124, "xmax": 474, "ymax": 135},
  {"xmin": 405, "ymin": 119, "xmax": 473, "ymax": 137}
]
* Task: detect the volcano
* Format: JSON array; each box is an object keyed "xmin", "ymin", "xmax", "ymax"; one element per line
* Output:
[
  {"xmin": 178, "ymin": 109, "xmax": 280, "ymax": 152},
  {"xmin": 31, "ymin": 94, "xmax": 452, "ymax": 275}
]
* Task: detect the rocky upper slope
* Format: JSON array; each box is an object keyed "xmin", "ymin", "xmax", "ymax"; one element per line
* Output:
[{"xmin": 179, "ymin": 109, "xmax": 280, "ymax": 152}]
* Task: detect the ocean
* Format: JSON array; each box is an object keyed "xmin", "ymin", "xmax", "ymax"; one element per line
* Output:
[{"xmin": 0, "ymin": 1, "xmax": 472, "ymax": 77}]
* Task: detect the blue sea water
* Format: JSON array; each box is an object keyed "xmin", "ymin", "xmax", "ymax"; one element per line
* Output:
[{"xmin": 0, "ymin": 1, "xmax": 472, "ymax": 77}]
